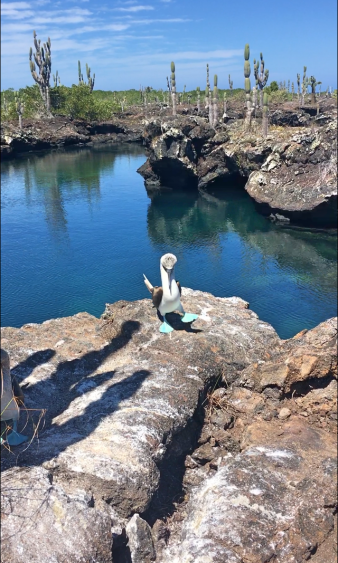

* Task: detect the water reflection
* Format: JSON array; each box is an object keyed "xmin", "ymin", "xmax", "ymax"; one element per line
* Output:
[
  {"xmin": 147, "ymin": 187, "xmax": 272, "ymax": 248},
  {"xmin": 3, "ymin": 144, "xmax": 145, "ymax": 239},
  {"xmin": 147, "ymin": 186, "xmax": 337, "ymax": 298}
]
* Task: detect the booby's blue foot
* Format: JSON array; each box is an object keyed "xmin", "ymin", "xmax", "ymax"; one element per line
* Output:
[
  {"xmin": 5, "ymin": 421, "xmax": 28, "ymax": 446},
  {"xmin": 181, "ymin": 313, "xmax": 199, "ymax": 323},
  {"xmin": 6, "ymin": 431, "xmax": 28, "ymax": 446},
  {"xmin": 159, "ymin": 316, "xmax": 174, "ymax": 333}
]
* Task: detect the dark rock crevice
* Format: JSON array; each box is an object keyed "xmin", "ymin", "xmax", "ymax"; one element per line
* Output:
[{"xmin": 285, "ymin": 373, "xmax": 337, "ymax": 399}]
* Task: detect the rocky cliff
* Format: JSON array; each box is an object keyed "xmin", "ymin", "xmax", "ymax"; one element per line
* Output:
[
  {"xmin": 138, "ymin": 104, "xmax": 337, "ymax": 227},
  {"xmin": 1, "ymin": 289, "xmax": 337, "ymax": 563}
]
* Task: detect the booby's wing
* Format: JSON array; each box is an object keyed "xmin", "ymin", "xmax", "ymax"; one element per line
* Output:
[
  {"xmin": 143, "ymin": 274, "xmax": 154, "ymax": 293},
  {"xmin": 152, "ymin": 286, "xmax": 163, "ymax": 309},
  {"xmin": 176, "ymin": 281, "xmax": 182, "ymax": 296}
]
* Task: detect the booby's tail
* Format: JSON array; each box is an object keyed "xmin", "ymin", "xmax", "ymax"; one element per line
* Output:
[{"xmin": 143, "ymin": 274, "xmax": 154, "ymax": 294}]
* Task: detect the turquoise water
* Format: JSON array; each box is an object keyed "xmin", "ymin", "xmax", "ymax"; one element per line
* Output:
[{"xmin": 1, "ymin": 144, "xmax": 337, "ymax": 339}]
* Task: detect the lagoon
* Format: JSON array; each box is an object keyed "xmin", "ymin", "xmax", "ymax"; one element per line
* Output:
[{"xmin": 1, "ymin": 143, "xmax": 337, "ymax": 339}]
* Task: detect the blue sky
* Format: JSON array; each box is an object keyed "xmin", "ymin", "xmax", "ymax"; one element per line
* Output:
[{"xmin": 1, "ymin": 0, "xmax": 337, "ymax": 92}]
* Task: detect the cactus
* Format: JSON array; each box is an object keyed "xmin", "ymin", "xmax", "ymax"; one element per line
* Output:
[
  {"xmin": 244, "ymin": 43, "xmax": 253, "ymax": 130},
  {"xmin": 166, "ymin": 76, "xmax": 171, "ymax": 105},
  {"xmin": 213, "ymin": 74, "xmax": 218, "ymax": 127},
  {"xmin": 78, "ymin": 61, "xmax": 95, "ymax": 92},
  {"xmin": 228, "ymin": 74, "xmax": 233, "ymax": 90},
  {"xmin": 14, "ymin": 91, "xmax": 24, "ymax": 129},
  {"xmin": 2, "ymin": 92, "xmax": 7, "ymax": 113},
  {"xmin": 291, "ymin": 82, "xmax": 295, "ymax": 100},
  {"xmin": 252, "ymin": 85, "xmax": 258, "ymax": 117},
  {"xmin": 53, "ymin": 70, "xmax": 61, "ymax": 87},
  {"xmin": 223, "ymin": 91, "xmax": 227, "ymax": 119},
  {"xmin": 205, "ymin": 64, "xmax": 210, "ymax": 108},
  {"xmin": 209, "ymin": 86, "xmax": 213, "ymax": 126},
  {"xmin": 297, "ymin": 73, "xmax": 301, "ymax": 99},
  {"xmin": 287, "ymin": 79, "xmax": 290, "ymax": 93},
  {"xmin": 29, "ymin": 31, "xmax": 52, "ymax": 113},
  {"xmin": 308, "ymin": 75, "xmax": 322, "ymax": 104},
  {"xmin": 253, "ymin": 52, "xmax": 269, "ymax": 107},
  {"xmin": 171, "ymin": 61, "xmax": 177, "ymax": 116},
  {"xmin": 182, "ymin": 84, "xmax": 186, "ymax": 104},
  {"xmin": 301, "ymin": 66, "xmax": 309, "ymax": 105},
  {"xmin": 78, "ymin": 61, "xmax": 83, "ymax": 84},
  {"xmin": 86, "ymin": 63, "xmax": 95, "ymax": 92},
  {"xmin": 196, "ymin": 86, "xmax": 201, "ymax": 114},
  {"xmin": 262, "ymin": 91, "xmax": 269, "ymax": 137}
]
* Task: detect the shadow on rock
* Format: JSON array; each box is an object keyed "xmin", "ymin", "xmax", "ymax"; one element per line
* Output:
[{"xmin": 2, "ymin": 320, "xmax": 150, "ymax": 469}]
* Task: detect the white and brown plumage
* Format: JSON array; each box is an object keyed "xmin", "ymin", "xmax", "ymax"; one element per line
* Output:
[{"xmin": 143, "ymin": 253, "xmax": 198, "ymax": 333}]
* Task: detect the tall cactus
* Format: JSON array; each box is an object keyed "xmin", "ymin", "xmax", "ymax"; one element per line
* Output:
[
  {"xmin": 53, "ymin": 70, "xmax": 61, "ymax": 87},
  {"xmin": 301, "ymin": 66, "xmax": 309, "ymax": 105},
  {"xmin": 78, "ymin": 61, "xmax": 95, "ymax": 92},
  {"xmin": 209, "ymin": 86, "xmax": 213, "ymax": 126},
  {"xmin": 14, "ymin": 91, "xmax": 24, "ymax": 130},
  {"xmin": 78, "ymin": 61, "xmax": 84, "ymax": 84},
  {"xmin": 296, "ymin": 73, "xmax": 301, "ymax": 107},
  {"xmin": 205, "ymin": 64, "xmax": 210, "ymax": 108},
  {"xmin": 29, "ymin": 31, "xmax": 52, "ymax": 112},
  {"xmin": 223, "ymin": 91, "xmax": 227, "ymax": 118},
  {"xmin": 252, "ymin": 85, "xmax": 258, "ymax": 117},
  {"xmin": 253, "ymin": 52, "xmax": 269, "ymax": 107},
  {"xmin": 308, "ymin": 76, "xmax": 322, "ymax": 104},
  {"xmin": 213, "ymin": 74, "xmax": 218, "ymax": 127},
  {"xmin": 166, "ymin": 75, "xmax": 171, "ymax": 105},
  {"xmin": 2, "ymin": 92, "xmax": 7, "ymax": 114},
  {"xmin": 244, "ymin": 43, "xmax": 252, "ymax": 130},
  {"xmin": 196, "ymin": 86, "xmax": 201, "ymax": 113},
  {"xmin": 262, "ymin": 91, "xmax": 269, "ymax": 137},
  {"xmin": 291, "ymin": 82, "xmax": 295, "ymax": 100},
  {"xmin": 171, "ymin": 61, "xmax": 176, "ymax": 115},
  {"xmin": 86, "ymin": 64, "xmax": 95, "ymax": 92},
  {"xmin": 228, "ymin": 74, "xmax": 233, "ymax": 90}
]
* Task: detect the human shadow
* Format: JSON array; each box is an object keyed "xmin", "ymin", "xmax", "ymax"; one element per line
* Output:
[
  {"xmin": 23, "ymin": 367, "xmax": 151, "ymax": 468},
  {"xmin": 11, "ymin": 349, "xmax": 56, "ymax": 386},
  {"xmin": 2, "ymin": 320, "xmax": 149, "ymax": 469}
]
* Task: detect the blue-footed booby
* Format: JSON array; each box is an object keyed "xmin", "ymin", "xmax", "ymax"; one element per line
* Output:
[
  {"xmin": 143, "ymin": 253, "xmax": 198, "ymax": 333},
  {"xmin": 1, "ymin": 348, "xmax": 28, "ymax": 446}
]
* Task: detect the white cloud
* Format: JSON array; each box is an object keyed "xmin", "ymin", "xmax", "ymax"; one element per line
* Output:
[
  {"xmin": 2, "ymin": 2, "xmax": 31, "ymax": 9},
  {"xmin": 2, "ymin": 9, "xmax": 34, "ymax": 19},
  {"xmin": 130, "ymin": 18, "xmax": 191, "ymax": 24},
  {"xmin": 32, "ymin": 15, "xmax": 90, "ymax": 23},
  {"xmin": 115, "ymin": 5, "xmax": 155, "ymax": 12}
]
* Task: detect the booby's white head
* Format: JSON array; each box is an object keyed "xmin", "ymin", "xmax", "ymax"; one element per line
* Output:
[{"xmin": 160, "ymin": 253, "xmax": 177, "ymax": 294}]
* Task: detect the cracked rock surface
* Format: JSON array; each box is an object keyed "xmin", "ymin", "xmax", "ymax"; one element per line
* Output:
[
  {"xmin": 1, "ymin": 293, "xmax": 336, "ymax": 563},
  {"xmin": 1, "ymin": 289, "xmax": 279, "ymax": 563}
]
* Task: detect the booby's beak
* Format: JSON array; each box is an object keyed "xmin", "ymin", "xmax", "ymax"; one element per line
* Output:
[{"xmin": 164, "ymin": 267, "xmax": 173, "ymax": 294}]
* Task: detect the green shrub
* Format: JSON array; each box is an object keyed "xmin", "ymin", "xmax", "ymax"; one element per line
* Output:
[
  {"xmin": 268, "ymin": 89, "xmax": 289, "ymax": 102},
  {"xmin": 65, "ymin": 84, "xmax": 117, "ymax": 120}
]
